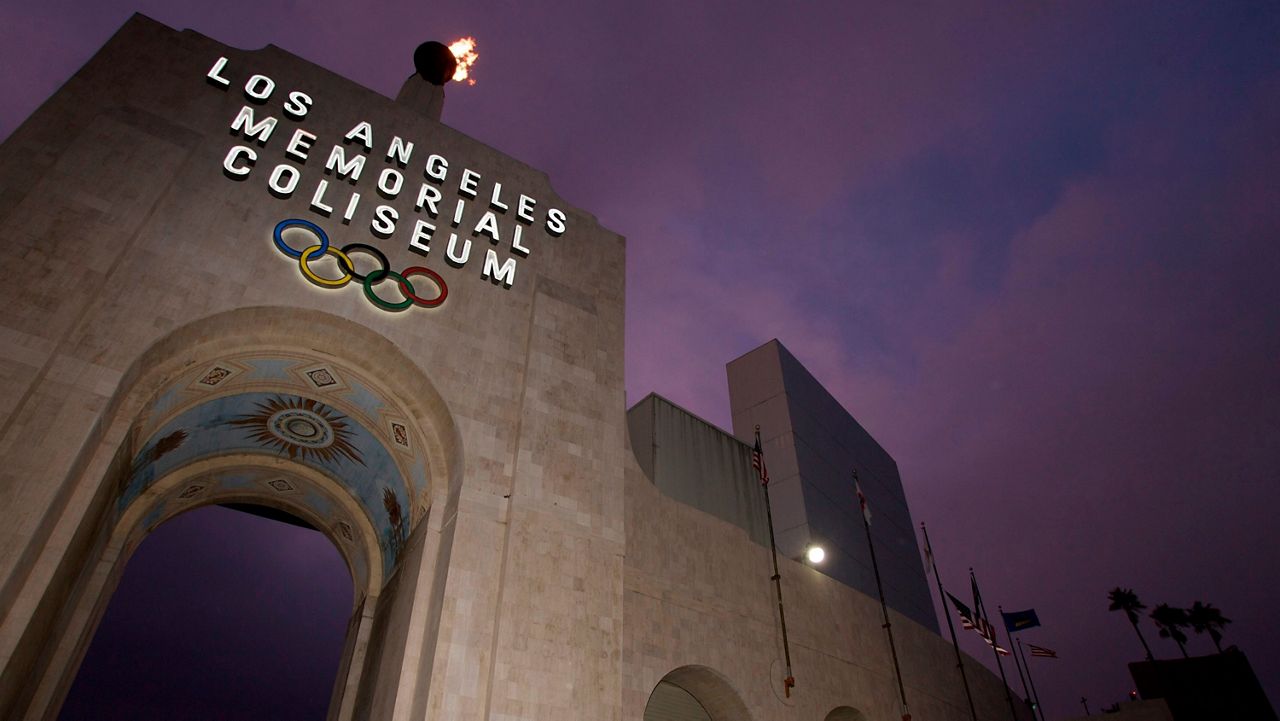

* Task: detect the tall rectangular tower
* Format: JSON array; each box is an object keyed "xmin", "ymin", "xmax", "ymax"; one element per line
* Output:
[{"xmin": 728, "ymin": 340, "xmax": 938, "ymax": 632}]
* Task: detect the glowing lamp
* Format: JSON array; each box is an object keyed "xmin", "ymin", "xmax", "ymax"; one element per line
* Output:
[{"xmin": 805, "ymin": 545, "xmax": 825, "ymax": 564}]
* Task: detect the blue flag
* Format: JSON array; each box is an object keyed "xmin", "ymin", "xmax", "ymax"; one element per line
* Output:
[{"xmin": 1001, "ymin": 608, "xmax": 1041, "ymax": 633}]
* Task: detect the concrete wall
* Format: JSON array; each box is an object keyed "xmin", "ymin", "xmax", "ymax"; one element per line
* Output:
[
  {"xmin": 624, "ymin": 450, "xmax": 1032, "ymax": 721},
  {"xmin": 628, "ymin": 393, "xmax": 771, "ymax": 548},
  {"xmin": 728, "ymin": 340, "xmax": 938, "ymax": 633}
]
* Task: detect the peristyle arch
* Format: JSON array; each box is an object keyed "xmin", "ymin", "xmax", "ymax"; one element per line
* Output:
[{"xmin": 6, "ymin": 306, "xmax": 464, "ymax": 721}]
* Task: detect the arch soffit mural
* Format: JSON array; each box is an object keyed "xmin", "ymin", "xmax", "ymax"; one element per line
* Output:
[
  {"xmin": 113, "ymin": 306, "xmax": 462, "ymax": 488},
  {"xmin": 86, "ymin": 306, "xmax": 464, "ymax": 587},
  {"xmin": 126, "ymin": 357, "xmax": 423, "ymax": 580}
]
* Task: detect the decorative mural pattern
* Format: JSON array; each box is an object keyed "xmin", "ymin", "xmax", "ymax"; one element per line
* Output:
[
  {"xmin": 228, "ymin": 395, "xmax": 365, "ymax": 466},
  {"xmin": 198, "ymin": 366, "xmax": 233, "ymax": 386},
  {"xmin": 120, "ymin": 352, "xmax": 437, "ymax": 583}
]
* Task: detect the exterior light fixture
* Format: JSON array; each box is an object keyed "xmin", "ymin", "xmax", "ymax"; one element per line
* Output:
[{"xmin": 805, "ymin": 545, "xmax": 825, "ymax": 564}]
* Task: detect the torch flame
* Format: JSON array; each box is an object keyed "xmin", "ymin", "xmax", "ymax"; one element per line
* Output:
[{"xmin": 448, "ymin": 37, "xmax": 478, "ymax": 86}]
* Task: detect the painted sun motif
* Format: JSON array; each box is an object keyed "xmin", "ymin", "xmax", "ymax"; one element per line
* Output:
[{"xmin": 228, "ymin": 395, "xmax": 365, "ymax": 466}]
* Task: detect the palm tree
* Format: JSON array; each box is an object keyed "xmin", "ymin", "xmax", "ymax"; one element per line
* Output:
[
  {"xmin": 1150, "ymin": 603, "xmax": 1191, "ymax": 658},
  {"xmin": 1187, "ymin": 601, "xmax": 1231, "ymax": 653},
  {"xmin": 1108, "ymin": 587, "xmax": 1154, "ymax": 660}
]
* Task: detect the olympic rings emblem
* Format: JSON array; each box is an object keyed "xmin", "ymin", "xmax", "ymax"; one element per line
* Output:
[{"xmin": 273, "ymin": 219, "xmax": 447, "ymax": 311}]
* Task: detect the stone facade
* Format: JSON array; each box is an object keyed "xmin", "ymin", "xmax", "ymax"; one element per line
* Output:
[{"xmin": 0, "ymin": 14, "xmax": 1031, "ymax": 721}]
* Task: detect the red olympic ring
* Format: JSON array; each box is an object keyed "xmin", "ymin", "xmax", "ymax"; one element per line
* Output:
[{"xmin": 399, "ymin": 267, "xmax": 448, "ymax": 307}]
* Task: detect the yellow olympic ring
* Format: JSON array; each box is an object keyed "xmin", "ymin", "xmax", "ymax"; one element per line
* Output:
[{"xmin": 298, "ymin": 244, "xmax": 354, "ymax": 288}]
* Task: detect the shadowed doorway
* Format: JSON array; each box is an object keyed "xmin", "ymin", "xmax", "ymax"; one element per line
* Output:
[{"xmin": 58, "ymin": 505, "xmax": 353, "ymax": 721}]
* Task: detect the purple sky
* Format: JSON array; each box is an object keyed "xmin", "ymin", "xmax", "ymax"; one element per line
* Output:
[
  {"xmin": 5, "ymin": 1, "xmax": 1279, "ymax": 719},
  {"xmin": 60, "ymin": 507, "xmax": 351, "ymax": 721}
]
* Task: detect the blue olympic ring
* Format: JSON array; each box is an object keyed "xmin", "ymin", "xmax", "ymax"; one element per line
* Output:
[{"xmin": 273, "ymin": 218, "xmax": 330, "ymax": 258}]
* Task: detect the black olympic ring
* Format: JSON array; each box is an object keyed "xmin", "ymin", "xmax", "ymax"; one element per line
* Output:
[{"xmin": 336, "ymin": 243, "xmax": 390, "ymax": 282}]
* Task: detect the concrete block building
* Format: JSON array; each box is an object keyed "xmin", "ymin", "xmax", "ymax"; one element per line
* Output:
[{"xmin": 0, "ymin": 14, "xmax": 1030, "ymax": 721}]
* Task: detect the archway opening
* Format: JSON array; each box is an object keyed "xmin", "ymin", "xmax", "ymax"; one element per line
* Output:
[
  {"xmin": 58, "ymin": 504, "xmax": 352, "ymax": 721},
  {"xmin": 645, "ymin": 681, "xmax": 712, "ymax": 720},
  {"xmin": 825, "ymin": 706, "xmax": 869, "ymax": 721},
  {"xmin": 643, "ymin": 665, "xmax": 752, "ymax": 721}
]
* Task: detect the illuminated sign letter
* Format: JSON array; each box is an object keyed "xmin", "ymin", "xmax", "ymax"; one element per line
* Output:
[
  {"xmin": 243, "ymin": 74, "xmax": 276, "ymax": 103},
  {"xmin": 344, "ymin": 121, "xmax": 374, "ymax": 151},
  {"xmin": 377, "ymin": 168, "xmax": 404, "ymax": 199},
  {"xmin": 206, "ymin": 56, "xmax": 232, "ymax": 88},
  {"xmin": 445, "ymin": 233, "xmax": 471, "ymax": 266},
  {"xmin": 546, "ymin": 208, "xmax": 567, "ymax": 236},
  {"xmin": 511, "ymin": 225, "xmax": 530, "ymax": 257},
  {"xmin": 283, "ymin": 91, "xmax": 313, "ymax": 120},
  {"xmin": 268, "ymin": 163, "xmax": 300, "ymax": 198},
  {"xmin": 410, "ymin": 219, "xmax": 434, "ymax": 254},
  {"xmin": 458, "ymin": 169, "xmax": 480, "ymax": 198},
  {"xmin": 517, "ymin": 195, "xmax": 536, "ymax": 224},
  {"xmin": 473, "ymin": 211, "xmax": 500, "ymax": 242},
  {"xmin": 222, "ymin": 145, "xmax": 256, "ymax": 178},
  {"xmin": 285, "ymin": 129, "xmax": 316, "ymax": 162},
  {"xmin": 230, "ymin": 106, "xmax": 278, "ymax": 145},
  {"xmin": 371, "ymin": 205, "xmax": 398, "ymax": 238},
  {"xmin": 424, "ymin": 154, "xmax": 448, "ymax": 182},
  {"xmin": 325, "ymin": 145, "xmax": 367, "ymax": 182},
  {"xmin": 482, "ymin": 249, "xmax": 517, "ymax": 288},
  {"xmin": 415, "ymin": 183, "xmax": 442, "ymax": 217},
  {"xmin": 489, "ymin": 182, "xmax": 509, "ymax": 212},
  {"xmin": 387, "ymin": 137, "xmax": 414, "ymax": 167}
]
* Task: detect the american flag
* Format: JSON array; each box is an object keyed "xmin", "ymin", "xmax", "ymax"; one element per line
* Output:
[
  {"xmin": 751, "ymin": 429, "xmax": 769, "ymax": 486},
  {"xmin": 975, "ymin": 618, "xmax": 1012, "ymax": 655},
  {"xmin": 1029, "ymin": 644, "xmax": 1058, "ymax": 659},
  {"xmin": 946, "ymin": 592, "xmax": 977, "ymax": 630}
]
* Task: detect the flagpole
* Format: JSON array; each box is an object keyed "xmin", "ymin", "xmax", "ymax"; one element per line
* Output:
[
  {"xmin": 921, "ymin": 522, "xmax": 978, "ymax": 721},
  {"xmin": 755, "ymin": 426, "xmax": 796, "ymax": 697},
  {"xmin": 971, "ymin": 568, "xmax": 1022, "ymax": 721},
  {"xmin": 1001, "ymin": 605, "xmax": 1034, "ymax": 715},
  {"xmin": 1016, "ymin": 637, "xmax": 1047, "ymax": 721},
  {"xmin": 856, "ymin": 470, "xmax": 910, "ymax": 721}
]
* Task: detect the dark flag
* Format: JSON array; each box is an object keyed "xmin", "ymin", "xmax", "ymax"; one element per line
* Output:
[
  {"xmin": 922, "ymin": 528, "xmax": 934, "ymax": 576},
  {"xmin": 753, "ymin": 425, "xmax": 793, "ymax": 695},
  {"xmin": 1028, "ymin": 644, "xmax": 1058, "ymax": 659},
  {"xmin": 947, "ymin": 592, "xmax": 977, "ymax": 630},
  {"xmin": 1001, "ymin": 608, "xmax": 1042, "ymax": 633},
  {"xmin": 854, "ymin": 477, "xmax": 872, "ymax": 524},
  {"xmin": 968, "ymin": 575, "xmax": 1009, "ymax": 653},
  {"xmin": 967, "ymin": 576, "xmax": 1009, "ymax": 651},
  {"xmin": 970, "ymin": 568, "xmax": 1021, "ymax": 721},
  {"xmin": 920, "ymin": 522, "xmax": 980, "ymax": 721},
  {"xmin": 751, "ymin": 431, "xmax": 769, "ymax": 486},
  {"xmin": 978, "ymin": 619, "xmax": 1012, "ymax": 655}
]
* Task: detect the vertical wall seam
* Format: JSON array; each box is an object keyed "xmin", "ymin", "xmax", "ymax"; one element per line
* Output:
[{"xmin": 480, "ymin": 281, "xmax": 541, "ymax": 720}]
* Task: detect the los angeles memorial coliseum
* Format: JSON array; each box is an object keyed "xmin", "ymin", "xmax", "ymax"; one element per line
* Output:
[{"xmin": 0, "ymin": 15, "xmax": 1032, "ymax": 721}]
